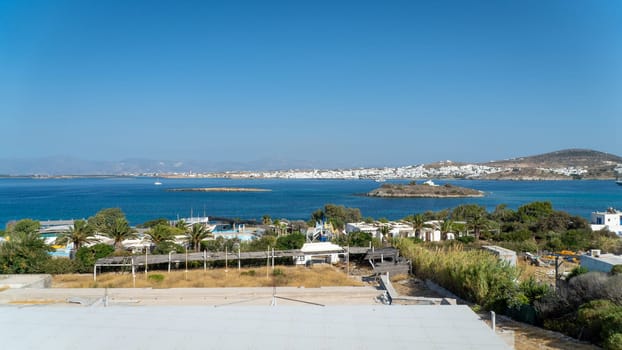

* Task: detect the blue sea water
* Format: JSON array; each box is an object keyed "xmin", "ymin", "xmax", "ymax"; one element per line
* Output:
[{"xmin": 0, "ymin": 177, "xmax": 621, "ymax": 227}]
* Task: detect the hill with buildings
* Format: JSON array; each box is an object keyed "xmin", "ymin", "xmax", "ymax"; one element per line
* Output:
[
  {"xmin": 0, "ymin": 149, "xmax": 620, "ymax": 180},
  {"xmin": 478, "ymin": 149, "xmax": 622, "ymax": 180}
]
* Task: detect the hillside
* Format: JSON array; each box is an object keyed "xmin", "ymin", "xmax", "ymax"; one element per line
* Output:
[
  {"xmin": 485, "ymin": 149, "xmax": 622, "ymax": 168},
  {"xmin": 478, "ymin": 149, "xmax": 622, "ymax": 180}
]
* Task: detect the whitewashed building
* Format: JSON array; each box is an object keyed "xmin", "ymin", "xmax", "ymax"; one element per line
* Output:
[
  {"xmin": 295, "ymin": 242, "xmax": 344, "ymax": 266},
  {"xmin": 581, "ymin": 252, "xmax": 622, "ymax": 273},
  {"xmin": 590, "ymin": 208, "xmax": 622, "ymax": 236},
  {"xmin": 345, "ymin": 221, "xmax": 414, "ymax": 241}
]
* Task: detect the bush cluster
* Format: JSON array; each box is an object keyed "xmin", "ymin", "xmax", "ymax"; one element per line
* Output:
[
  {"xmin": 531, "ymin": 271, "xmax": 622, "ymax": 349},
  {"xmin": 395, "ymin": 239, "xmax": 523, "ymax": 311}
]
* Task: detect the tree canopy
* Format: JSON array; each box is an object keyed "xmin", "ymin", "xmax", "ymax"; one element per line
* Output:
[
  {"xmin": 88, "ymin": 208, "xmax": 127, "ymax": 233},
  {"xmin": 311, "ymin": 204, "xmax": 361, "ymax": 231},
  {"xmin": 275, "ymin": 232, "xmax": 306, "ymax": 250},
  {"xmin": 186, "ymin": 223, "xmax": 212, "ymax": 252},
  {"xmin": 55, "ymin": 219, "xmax": 95, "ymax": 252},
  {"xmin": 0, "ymin": 219, "xmax": 51, "ymax": 273}
]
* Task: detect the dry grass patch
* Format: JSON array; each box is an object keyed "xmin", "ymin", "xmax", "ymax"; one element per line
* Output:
[
  {"xmin": 390, "ymin": 274, "xmax": 410, "ymax": 284},
  {"xmin": 53, "ymin": 265, "xmax": 363, "ymax": 288}
]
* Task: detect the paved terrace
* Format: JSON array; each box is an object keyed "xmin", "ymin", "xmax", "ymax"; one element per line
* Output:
[
  {"xmin": 0, "ymin": 305, "xmax": 511, "ymax": 349},
  {"xmin": 0, "ymin": 286, "xmax": 382, "ymax": 306}
]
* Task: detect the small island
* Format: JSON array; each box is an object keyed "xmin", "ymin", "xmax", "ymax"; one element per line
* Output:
[
  {"xmin": 367, "ymin": 180, "xmax": 484, "ymax": 198},
  {"xmin": 167, "ymin": 187, "xmax": 271, "ymax": 192}
]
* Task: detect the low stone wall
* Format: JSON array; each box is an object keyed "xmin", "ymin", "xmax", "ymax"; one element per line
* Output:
[
  {"xmin": 424, "ymin": 279, "xmax": 465, "ymax": 304},
  {"xmin": 0, "ymin": 274, "xmax": 52, "ymax": 289}
]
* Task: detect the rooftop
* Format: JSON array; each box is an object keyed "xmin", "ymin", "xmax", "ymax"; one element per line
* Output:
[
  {"xmin": 583, "ymin": 253, "xmax": 622, "ymax": 265},
  {"xmin": 0, "ymin": 305, "xmax": 509, "ymax": 350}
]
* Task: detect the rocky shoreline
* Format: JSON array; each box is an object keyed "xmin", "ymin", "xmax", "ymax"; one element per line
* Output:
[{"xmin": 367, "ymin": 182, "xmax": 484, "ymax": 198}]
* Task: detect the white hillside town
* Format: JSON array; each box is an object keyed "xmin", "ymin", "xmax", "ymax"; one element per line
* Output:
[{"xmin": 149, "ymin": 162, "xmax": 607, "ymax": 180}]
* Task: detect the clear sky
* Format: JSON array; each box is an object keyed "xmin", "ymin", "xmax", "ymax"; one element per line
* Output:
[{"xmin": 1, "ymin": 0, "xmax": 620, "ymax": 168}]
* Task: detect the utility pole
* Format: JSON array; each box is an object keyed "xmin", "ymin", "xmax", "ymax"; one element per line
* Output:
[
  {"xmin": 266, "ymin": 246, "xmax": 270, "ymax": 279},
  {"xmin": 346, "ymin": 245, "xmax": 350, "ymax": 276}
]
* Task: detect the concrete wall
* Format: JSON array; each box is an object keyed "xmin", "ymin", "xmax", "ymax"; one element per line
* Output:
[
  {"xmin": 0, "ymin": 274, "xmax": 52, "ymax": 289},
  {"xmin": 580, "ymin": 255, "xmax": 615, "ymax": 273},
  {"xmin": 482, "ymin": 246, "xmax": 517, "ymax": 267}
]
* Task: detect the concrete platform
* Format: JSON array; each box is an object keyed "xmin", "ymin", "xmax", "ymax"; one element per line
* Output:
[
  {"xmin": 0, "ymin": 305, "xmax": 511, "ymax": 349},
  {"xmin": 0, "ymin": 286, "xmax": 383, "ymax": 306},
  {"xmin": 0, "ymin": 274, "xmax": 52, "ymax": 289}
]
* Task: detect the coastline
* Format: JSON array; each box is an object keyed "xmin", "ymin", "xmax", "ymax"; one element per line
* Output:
[
  {"xmin": 0, "ymin": 174, "xmax": 618, "ymax": 181},
  {"xmin": 0, "ymin": 178, "xmax": 620, "ymax": 226},
  {"xmin": 367, "ymin": 182, "xmax": 485, "ymax": 198},
  {"xmin": 166, "ymin": 187, "xmax": 271, "ymax": 192}
]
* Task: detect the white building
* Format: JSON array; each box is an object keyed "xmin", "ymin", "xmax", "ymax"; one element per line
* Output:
[
  {"xmin": 345, "ymin": 222, "xmax": 381, "ymax": 240},
  {"xmin": 295, "ymin": 242, "xmax": 344, "ymax": 266},
  {"xmin": 590, "ymin": 208, "xmax": 622, "ymax": 236},
  {"xmin": 345, "ymin": 221, "xmax": 414, "ymax": 241},
  {"xmin": 346, "ymin": 220, "xmax": 460, "ymax": 242},
  {"xmin": 581, "ymin": 252, "xmax": 622, "ymax": 273}
]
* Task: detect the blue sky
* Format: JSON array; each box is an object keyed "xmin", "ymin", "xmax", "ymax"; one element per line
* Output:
[{"xmin": 1, "ymin": 0, "xmax": 620, "ymax": 168}]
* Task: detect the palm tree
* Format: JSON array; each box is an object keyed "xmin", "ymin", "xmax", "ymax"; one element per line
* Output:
[
  {"xmin": 379, "ymin": 224, "xmax": 391, "ymax": 244},
  {"xmin": 467, "ymin": 212, "xmax": 490, "ymax": 241},
  {"xmin": 175, "ymin": 219, "xmax": 187, "ymax": 230},
  {"xmin": 55, "ymin": 219, "xmax": 95, "ymax": 252},
  {"xmin": 186, "ymin": 223, "xmax": 212, "ymax": 252},
  {"xmin": 410, "ymin": 213, "xmax": 426, "ymax": 239},
  {"xmin": 440, "ymin": 219, "xmax": 454, "ymax": 240},
  {"xmin": 146, "ymin": 224, "xmax": 174, "ymax": 245},
  {"xmin": 103, "ymin": 218, "xmax": 136, "ymax": 250}
]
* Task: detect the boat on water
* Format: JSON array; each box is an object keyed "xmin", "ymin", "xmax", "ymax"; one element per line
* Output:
[
  {"xmin": 617, "ymin": 180, "xmax": 622, "ymax": 186},
  {"xmin": 154, "ymin": 177, "xmax": 162, "ymax": 185}
]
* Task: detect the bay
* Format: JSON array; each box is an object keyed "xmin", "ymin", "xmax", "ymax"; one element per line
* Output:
[{"xmin": 0, "ymin": 178, "xmax": 621, "ymax": 227}]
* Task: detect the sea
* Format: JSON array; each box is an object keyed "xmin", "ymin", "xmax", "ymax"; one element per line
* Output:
[{"xmin": 1, "ymin": 177, "xmax": 621, "ymax": 227}]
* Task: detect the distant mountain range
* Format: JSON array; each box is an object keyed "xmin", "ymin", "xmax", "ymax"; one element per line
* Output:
[
  {"xmin": 0, "ymin": 149, "xmax": 620, "ymax": 179},
  {"xmin": 0, "ymin": 156, "xmax": 328, "ymax": 176}
]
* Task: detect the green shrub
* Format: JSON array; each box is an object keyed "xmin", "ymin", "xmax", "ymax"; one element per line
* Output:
[
  {"xmin": 520, "ymin": 276, "xmax": 551, "ymax": 304},
  {"xmin": 148, "ymin": 274, "xmax": 165, "ymax": 283},
  {"xmin": 241, "ymin": 270, "xmax": 256, "ymax": 277},
  {"xmin": 611, "ymin": 265, "xmax": 622, "ymax": 276},
  {"xmin": 272, "ymin": 268, "xmax": 285, "ymax": 276},
  {"xmin": 456, "ymin": 236, "xmax": 475, "ymax": 244},
  {"xmin": 602, "ymin": 310, "xmax": 622, "ymax": 345},
  {"xmin": 543, "ymin": 314, "xmax": 582, "ymax": 338},
  {"xmin": 275, "ymin": 233, "xmax": 306, "ymax": 250},
  {"xmin": 500, "ymin": 229, "xmax": 532, "ymax": 242},
  {"xmin": 75, "ymin": 243, "xmax": 114, "ymax": 272},
  {"xmin": 567, "ymin": 266, "xmax": 589, "ymax": 281},
  {"xmin": 152, "ymin": 241, "xmax": 186, "ymax": 255},
  {"xmin": 408, "ymin": 237, "xmax": 424, "ymax": 244},
  {"xmin": 41, "ymin": 258, "xmax": 80, "ymax": 274},
  {"xmin": 604, "ymin": 333, "xmax": 622, "ymax": 350},
  {"xmin": 497, "ymin": 239, "xmax": 539, "ymax": 254},
  {"xmin": 395, "ymin": 238, "xmax": 520, "ymax": 311},
  {"xmin": 578, "ymin": 299, "xmax": 618, "ymax": 342}
]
